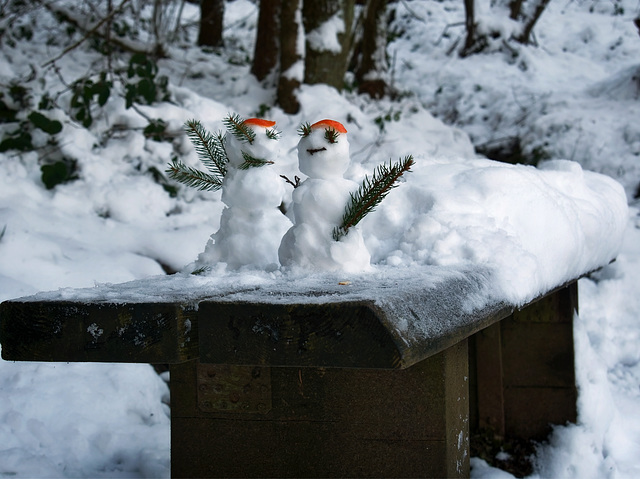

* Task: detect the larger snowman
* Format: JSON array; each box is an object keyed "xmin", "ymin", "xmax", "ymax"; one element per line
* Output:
[
  {"xmin": 278, "ymin": 119, "xmax": 371, "ymax": 273},
  {"xmin": 195, "ymin": 117, "xmax": 292, "ymax": 271}
]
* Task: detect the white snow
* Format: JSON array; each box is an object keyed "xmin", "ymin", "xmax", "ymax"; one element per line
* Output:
[
  {"xmin": 305, "ymin": 13, "xmax": 345, "ymax": 54},
  {"xmin": 193, "ymin": 120, "xmax": 291, "ymax": 272},
  {"xmin": 0, "ymin": 0, "xmax": 639, "ymax": 477},
  {"xmin": 279, "ymin": 121, "xmax": 372, "ymax": 273}
]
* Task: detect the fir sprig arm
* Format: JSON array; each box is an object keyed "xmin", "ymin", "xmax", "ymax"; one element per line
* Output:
[
  {"xmin": 333, "ymin": 155, "xmax": 415, "ymax": 241},
  {"xmin": 165, "ymin": 158, "xmax": 224, "ymax": 191},
  {"xmin": 184, "ymin": 119, "xmax": 228, "ymax": 178}
]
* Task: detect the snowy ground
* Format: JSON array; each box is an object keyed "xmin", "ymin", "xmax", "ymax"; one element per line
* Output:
[{"xmin": 1, "ymin": 0, "xmax": 639, "ymax": 477}]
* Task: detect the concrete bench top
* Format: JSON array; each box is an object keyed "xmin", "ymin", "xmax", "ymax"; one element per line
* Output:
[{"xmin": 0, "ymin": 265, "xmax": 576, "ymax": 369}]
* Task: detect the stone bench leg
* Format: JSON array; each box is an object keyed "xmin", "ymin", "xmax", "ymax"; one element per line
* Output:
[
  {"xmin": 471, "ymin": 282, "xmax": 578, "ymax": 440},
  {"xmin": 170, "ymin": 339, "xmax": 470, "ymax": 478}
]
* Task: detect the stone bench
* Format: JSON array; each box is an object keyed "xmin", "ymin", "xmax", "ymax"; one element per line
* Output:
[{"xmin": 0, "ymin": 268, "xmax": 578, "ymax": 478}]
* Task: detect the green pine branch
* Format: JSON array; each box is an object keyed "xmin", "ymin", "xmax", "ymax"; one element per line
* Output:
[
  {"xmin": 265, "ymin": 127, "xmax": 280, "ymax": 140},
  {"xmin": 239, "ymin": 151, "xmax": 275, "ymax": 170},
  {"xmin": 298, "ymin": 122, "xmax": 312, "ymax": 137},
  {"xmin": 165, "ymin": 158, "xmax": 224, "ymax": 191},
  {"xmin": 324, "ymin": 128, "xmax": 340, "ymax": 144},
  {"xmin": 184, "ymin": 119, "xmax": 228, "ymax": 178},
  {"xmin": 333, "ymin": 155, "xmax": 415, "ymax": 241},
  {"xmin": 224, "ymin": 113, "xmax": 256, "ymax": 144}
]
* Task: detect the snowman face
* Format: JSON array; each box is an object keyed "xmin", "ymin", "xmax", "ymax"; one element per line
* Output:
[
  {"xmin": 298, "ymin": 124, "xmax": 350, "ymax": 179},
  {"xmin": 226, "ymin": 118, "xmax": 280, "ymax": 168}
]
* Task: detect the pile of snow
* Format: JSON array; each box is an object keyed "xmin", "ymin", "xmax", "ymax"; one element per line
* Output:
[
  {"xmin": 194, "ymin": 119, "xmax": 291, "ymax": 271},
  {"xmin": 362, "ymin": 157, "xmax": 627, "ymax": 304}
]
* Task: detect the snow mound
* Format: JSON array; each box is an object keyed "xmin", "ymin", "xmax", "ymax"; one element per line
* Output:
[{"xmin": 361, "ymin": 156, "xmax": 627, "ymax": 305}]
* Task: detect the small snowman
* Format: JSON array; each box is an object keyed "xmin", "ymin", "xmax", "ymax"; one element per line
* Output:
[
  {"xmin": 196, "ymin": 117, "xmax": 292, "ymax": 271},
  {"xmin": 278, "ymin": 119, "xmax": 371, "ymax": 273}
]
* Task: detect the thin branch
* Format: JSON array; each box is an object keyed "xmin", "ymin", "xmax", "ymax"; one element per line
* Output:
[
  {"xmin": 280, "ymin": 175, "xmax": 301, "ymax": 188},
  {"xmin": 41, "ymin": 0, "xmax": 132, "ymax": 67}
]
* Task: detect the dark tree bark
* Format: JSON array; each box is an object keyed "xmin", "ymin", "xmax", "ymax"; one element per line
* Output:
[
  {"xmin": 277, "ymin": 0, "xmax": 303, "ymax": 113},
  {"xmin": 461, "ymin": 0, "xmax": 551, "ymax": 55},
  {"xmin": 198, "ymin": 0, "xmax": 224, "ymax": 48},
  {"xmin": 355, "ymin": 0, "xmax": 388, "ymax": 98},
  {"xmin": 252, "ymin": 0, "xmax": 282, "ymax": 81},
  {"xmin": 303, "ymin": 0, "xmax": 355, "ymax": 90},
  {"xmin": 461, "ymin": 0, "xmax": 480, "ymax": 57},
  {"xmin": 509, "ymin": 0, "xmax": 524, "ymax": 19},
  {"xmin": 515, "ymin": 0, "xmax": 551, "ymax": 44}
]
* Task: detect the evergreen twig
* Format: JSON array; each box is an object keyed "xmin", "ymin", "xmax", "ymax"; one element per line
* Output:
[
  {"xmin": 165, "ymin": 158, "xmax": 224, "ymax": 191},
  {"xmin": 324, "ymin": 128, "xmax": 340, "ymax": 144},
  {"xmin": 265, "ymin": 128, "xmax": 281, "ymax": 140},
  {"xmin": 333, "ymin": 155, "xmax": 415, "ymax": 241},
  {"xmin": 184, "ymin": 119, "xmax": 228, "ymax": 179},
  {"xmin": 298, "ymin": 122, "xmax": 312, "ymax": 137},
  {"xmin": 239, "ymin": 151, "xmax": 274, "ymax": 169},
  {"xmin": 224, "ymin": 113, "xmax": 256, "ymax": 144}
]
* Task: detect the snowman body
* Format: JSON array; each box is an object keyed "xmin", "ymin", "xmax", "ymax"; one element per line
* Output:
[
  {"xmin": 196, "ymin": 119, "xmax": 291, "ymax": 271},
  {"xmin": 279, "ymin": 120, "xmax": 371, "ymax": 273}
]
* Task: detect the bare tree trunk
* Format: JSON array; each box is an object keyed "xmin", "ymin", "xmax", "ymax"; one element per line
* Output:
[
  {"xmin": 509, "ymin": 0, "xmax": 524, "ymax": 19},
  {"xmin": 277, "ymin": 0, "xmax": 303, "ymax": 113},
  {"xmin": 515, "ymin": 0, "xmax": 551, "ymax": 44},
  {"xmin": 252, "ymin": 0, "xmax": 282, "ymax": 82},
  {"xmin": 198, "ymin": 0, "xmax": 224, "ymax": 48},
  {"xmin": 355, "ymin": 0, "xmax": 388, "ymax": 98},
  {"xmin": 303, "ymin": 0, "xmax": 355, "ymax": 90},
  {"xmin": 460, "ymin": 0, "xmax": 479, "ymax": 57}
]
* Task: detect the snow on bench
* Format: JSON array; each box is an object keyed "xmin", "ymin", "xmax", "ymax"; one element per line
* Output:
[{"xmin": 0, "ymin": 156, "xmax": 629, "ymax": 478}]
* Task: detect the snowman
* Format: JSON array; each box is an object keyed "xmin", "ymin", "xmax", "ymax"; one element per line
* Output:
[
  {"xmin": 278, "ymin": 119, "xmax": 371, "ymax": 273},
  {"xmin": 195, "ymin": 117, "xmax": 292, "ymax": 271}
]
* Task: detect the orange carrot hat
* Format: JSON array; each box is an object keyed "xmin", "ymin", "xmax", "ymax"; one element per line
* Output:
[
  {"xmin": 243, "ymin": 118, "xmax": 276, "ymax": 128},
  {"xmin": 310, "ymin": 119, "xmax": 347, "ymax": 134}
]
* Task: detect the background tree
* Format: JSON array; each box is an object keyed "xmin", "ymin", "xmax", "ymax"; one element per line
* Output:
[
  {"xmin": 252, "ymin": 0, "xmax": 282, "ymax": 81},
  {"xmin": 277, "ymin": 0, "xmax": 304, "ymax": 113},
  {"xmin": 460, "ymin": 0, "xmax": 552, "ymax": 56},
  {"xmin": 354, "ymin": 0, "xmax": 389, "ymax": 98},
  {"xmin": 303, "ymin": 0, "xmax": 356, "ymax": 90},
  {"xmin": 198, "ymin": 0, "xmax": 224, "ymax": 48},
  {"xmin": 461, "ymin": 0, "xmax": 480, "ymax": 57},
  {"xmin": 510, "ymin": 0, "xmax": 552, "ymax": 44}
]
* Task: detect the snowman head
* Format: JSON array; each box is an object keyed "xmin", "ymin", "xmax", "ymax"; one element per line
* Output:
[
  {"xmin": 226, "ymin": 117, "xmax": 280, "ymax": 168},
  {"xmin": 298, "ymin": 119, "xmax": 350, "ymax": 179}
]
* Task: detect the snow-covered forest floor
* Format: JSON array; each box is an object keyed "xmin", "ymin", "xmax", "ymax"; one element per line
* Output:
[{"xmin": 0, "ymin": 0, "xmax": 639, "ymax": 477}]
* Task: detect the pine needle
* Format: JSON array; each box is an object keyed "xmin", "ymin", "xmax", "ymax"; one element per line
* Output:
[
  {"xmin": 184, "ymin": 119, "xmax": 227, "ymax": 179},
  {"xmin": 191, "ymin": 265, "xmax": 211, "ymax": 275},
  {"xmin": 324, "ymin": 128, "xmax": 340, "ymax": 144},
  {"xmin": 239, "ymin": 151, "xmax": 274, "ymax": 170},
  {"xmin": 333, "ymin": 155, "xmax": 415, "ymax": 241},
  {"xmin": 165, "ymin": 158, "xmax": 224, "ymax": 191},
  {"xmin": 266, "ymin": 127, "xmax": 281, "ymax": 140},
  {"xmin": 298, "ymin": 122, "xmax": 312, "ymax": 137},
  {"xmin": 223, "ymin": 113, "xmax": 256, "ymax": 144}
]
